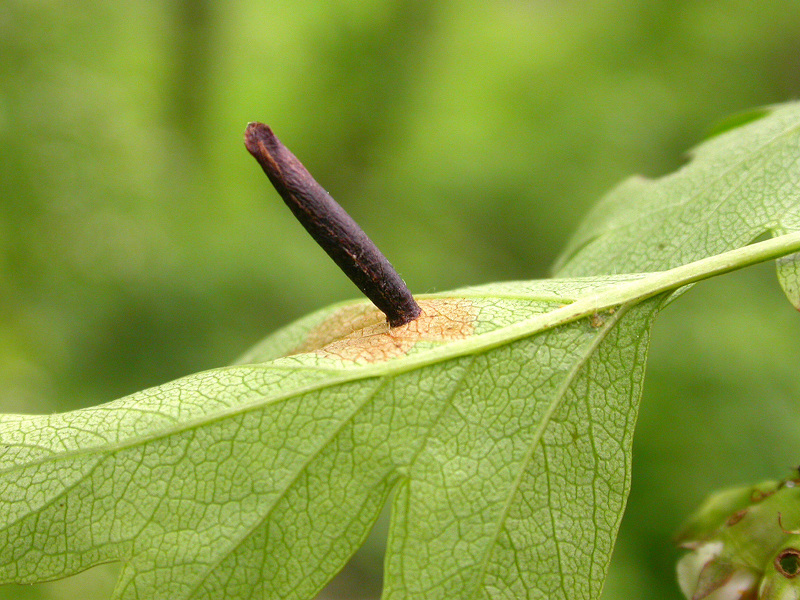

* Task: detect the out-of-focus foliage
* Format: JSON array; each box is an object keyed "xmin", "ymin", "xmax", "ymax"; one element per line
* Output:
[{"xmin": 1, "ymin": 1, "xmax": 799, "ymax": 598}]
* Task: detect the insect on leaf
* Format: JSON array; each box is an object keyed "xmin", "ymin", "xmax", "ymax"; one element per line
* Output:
[{"xmin": 4, "ymin": 102, "xmax": 800, "ymax": 599}]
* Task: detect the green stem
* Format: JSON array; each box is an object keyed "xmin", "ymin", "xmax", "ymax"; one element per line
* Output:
[{"xmin": 474, "ymin": 230, "xmax": 800, "ymax": 352}]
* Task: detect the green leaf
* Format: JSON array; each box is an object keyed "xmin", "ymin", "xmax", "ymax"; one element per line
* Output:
[
  {"xmin": 0, "ymin": 278, "xmax": 666, "ymax": 600},
  {"xmin": 700, "ymin": 106, "xmax": 772, "ymax": 141},
  {"xmin": 554, "ymin": 102, "xmax": 800, "ymax": 302},
  {"xmin": 675, "ymin": 473, "xmax": 800, "ymax": 600},
  {"xmin": 3, "ymin": 101, "xmax": 800, "ymax": 600}
]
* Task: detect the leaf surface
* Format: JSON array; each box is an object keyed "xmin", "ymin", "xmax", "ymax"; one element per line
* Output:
[
  {"xmin": 0, "ymin": 279, "xmax": 663, "ymax": 600},
  {"xmin": 3, "ymin": 102, "xmax": 800, "ymax": 600},
  {"xmin": 554, "ymin": 101, "xmax": 800, "ymax": 309}
]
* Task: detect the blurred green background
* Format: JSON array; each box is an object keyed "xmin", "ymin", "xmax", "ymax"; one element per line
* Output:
[{"xmin": 2, "ymin": 1, "xmax": 800, "ymax": 598}]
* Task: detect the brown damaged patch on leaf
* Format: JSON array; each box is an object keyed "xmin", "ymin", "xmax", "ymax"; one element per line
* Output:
[
  {"xmin": 726, "ymin": 509, "xmax": 748, "ymax": 527},
  {"xmin": 289, "ymin": 299, "xmax": 478, "ymax": 362}
]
